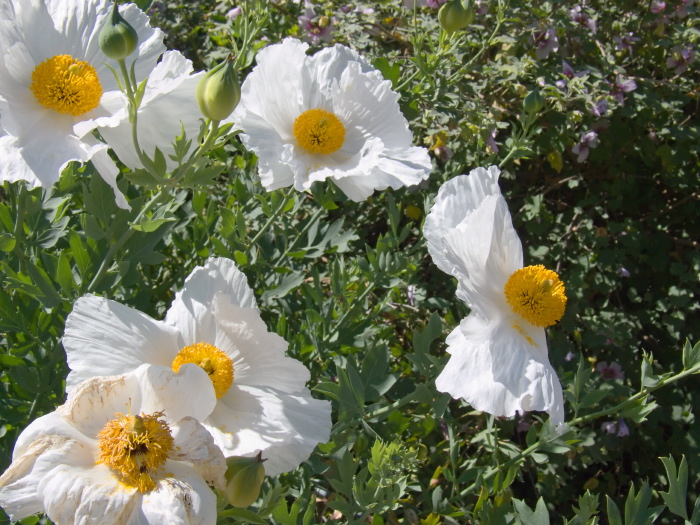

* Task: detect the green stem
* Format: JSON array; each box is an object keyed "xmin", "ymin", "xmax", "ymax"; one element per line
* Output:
[
  {"xmin": 272, "ymin": 206, "xmax": 324, "ymax": 265},
  {"xmin": 245, "ymin": 190, "xmax": 293, "ymax": 254},
  {"xmin": 173, "ymin": 120, "xmax": 221, "ymax": 180},
  {"xmin": 87, "ymin": 187, "xmax": 170, "ymax": 292},
  {"xmin": 327, "ymin": 281, "xmax": 376, "ymax": 343}
]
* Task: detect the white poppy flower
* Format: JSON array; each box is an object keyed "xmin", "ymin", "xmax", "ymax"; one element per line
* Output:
[
  {"xmin": 0, "ymin": 364, "xmax": 226, "ymax": 524},
  {"xmin": 63, "ymin": 257, "xmax": 332, "ymax": 476},
  {"xmin": 232, "ymin": 38, "xmax": 432, "ymax": 201},
  {"xmin": 424, "ymin": 166, "xmax": 567, "ymax": 430},
  {"xmin": 0, "ymin": 0, "xmax": 165, "ymax": 208},
  {"xmin": 98, "ymin": 50, "xmax": 225, "ymax": 173}
]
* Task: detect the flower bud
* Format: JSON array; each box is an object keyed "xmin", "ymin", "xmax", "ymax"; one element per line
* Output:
[
  {"xmin": 99, "ymin": 1, "xmax": 139, "ymax": 61},
  {"xmin": 523, "ymin": 88, "xmax": 544, "ymax": 114},
  {"xmin": 196, "ymin": 56, "xmax": 241, "ymax": 121},
  {"xmin": 223, "ymin": 453, "xmax": 266, "ymax": 508},
  {"xmin": 438, "ymin": 0, "xmax": 475, "ymax": 33}
]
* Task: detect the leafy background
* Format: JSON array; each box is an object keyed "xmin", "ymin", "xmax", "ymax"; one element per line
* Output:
[{"xmin": 1, "ymin": 0, "xmax": 698, "ymax": 523}]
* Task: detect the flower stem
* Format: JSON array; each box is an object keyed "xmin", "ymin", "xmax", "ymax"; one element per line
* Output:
[
  {"xmin": 245, "ymin": 190, "xmax": 293, "ymax": 254},
  {"xmin": 87, "ymin": 187, "xmax": 170, "ymax": 292}
]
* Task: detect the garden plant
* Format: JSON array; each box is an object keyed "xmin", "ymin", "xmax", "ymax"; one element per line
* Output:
[{"xmin": 0, "ymin": 0, "xmax": 698, "ymax": 523}]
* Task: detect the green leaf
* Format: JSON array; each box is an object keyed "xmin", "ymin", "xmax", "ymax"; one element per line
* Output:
[
  {"xmin": 0, "ymin": 232, "xmax": 15, "ymax": 252},
  {"xmin": 606, "ymin": 497, "xmax": 623, "ymax": 525},
  {"xmin": 623, "ymin": 482, "xmax": 664, "ymax": 525},
  {"xmin": 69, "ymin": 231, "xmax": 92, "ymax": 280},
  {"xmin": 570, "ymin": 491, "xmax": 599, "ymax": 525},
  {"xmin": 659, "ymin": 456, "xmax": 688, "ymax": 519},
  {"xmin": 619, "ymin": 396, "xmax": 658, "ymax": 424},
  {"xmin": 218, "ymin": 506, "xmax": 268, "ymax": 524},
  {"xmin": 372, "ymin": 57, "xmax": 401, "ymax": 88},
  {"xmin": 513, "ymin": 497, "xmax": 550, "ymax": 525},
  {"xmin": 24, "ymin": 260, "xmax": 63, "ymax": 308},
  {"xmin": 56, "ymin": 251, "xmax": 76, "ymax": 294},
  {"xmin": 130, "ymin": 212, "xmax": 177, "ymax": 233},
  {"xmin": 124, "ymin": 169, "xmax": 162, "ymax": 189},
  {"xmin": 0, "ymin": 354, "xmax": 25, "ymax": 367},
  {"xmin": 682, "ymin": 339, "xmax": 700, "ymax": 371}
]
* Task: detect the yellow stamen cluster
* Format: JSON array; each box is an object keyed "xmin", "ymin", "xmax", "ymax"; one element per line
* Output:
[
  {"xmin": 504, "ymin": 265, "xmax": 567, "ymax": 327},
  {"xmin": 172, "ymin": 342, "xmax": 234, "ymax": 398},
  {"xmin": 97, "ymin": 412, "xmax": 173, "ymax": 493},
  {"xmin": 30, "ymin": 55, "xmax": 102, "ymax": 116},
  {"xmin": 293, "ymin": 108, "xmax": 346, "ymax": 155}
]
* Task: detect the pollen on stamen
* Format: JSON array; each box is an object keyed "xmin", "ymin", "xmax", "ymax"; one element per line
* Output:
[
  {"xmin": 97, "ymin": 412, "xmax": 173, "ymax": 493},
  {"xmin": 30, "ymin": 55, "xmax": 102, "ymax": 116},
  {"xmin": 293, "ymin": 108, "xmax": 346, "ymax": 155},
  {"xmin": 172, "ymin": 342, "xmax": 234, "ymax": 398},
  {"xmin": 504, "ymin": 265, "xmax": 567, "ymax": 327}
]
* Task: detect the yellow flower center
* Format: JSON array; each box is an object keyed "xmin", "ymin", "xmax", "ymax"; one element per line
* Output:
[
  {"xmin": 172, "ymin": 342, "xmax": 234, "ymax": 398},
  {"xmin": 293, "ymin": 108, "xmax": 345, "ymax": 155},
  {"xmin": 504, "ymin": 265, "xmax": 567, "ymax": 327},
  {"xmin": 30, "ymin": 55, "xmax": 102, "ymax": 116},
  {"xmin": 97, "ymin": 412, "xmax": 174, "ymax": 493}
]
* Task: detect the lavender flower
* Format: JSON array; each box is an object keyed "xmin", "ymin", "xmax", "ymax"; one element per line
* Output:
[
  {"xmin": 601, "ymin": 421, "xmax": 617, "ymax": 434},
  {"xmin": 596, "ymin": 361, "xmax": 625, "ymax": 380},
  {"xmin": 601, "ymin": 419, "xmax": 630, "ymax": 437},
  {"xmin": 614, "ymin": 32, "xmax": 641, "ymax": 55},
  {"xmin": 298, "ymin": 2, "xmax": 335, "ymax": 44},
  {"xmin": 556, "ymin": 60, "xmax": 588, "ymax": 92},
  {"xmin": 667, "ymin": 46, "xmax": 696, "ymax": 75},
  {"xmin": 569, "ymin": 5, "xmax": 596, "ymax": 34},
  {"xmin": 533, "ymin": 27, "xmax": 559, "ymax": 60},
  {"xmin": 404, "ymin": 0, "xmax": 448, "ymax": 8},
  {"xmin": 591, "ymin": 99, "xmax": 608, "ymax": 117},
  {"xmin": 617, "ymin": 266, "xmax": 630, "ymax": 278},
  {"xmin": 226, "ymin": 6, "xmax": 242, "ymax": 19},
  {"xmin": 572, "ymin": 131, "xmax": 600, "ymax": 162},
  {"xmin": 651, "ymin": 0, "xmax": 666, "ymax": 13},
  {"xmin": 485, "ymin": 129, "xmax": 499, "ymax": 153},
  {"xmin": 611, "ymin": 75, "xmax": 637, "ymax": 105}
]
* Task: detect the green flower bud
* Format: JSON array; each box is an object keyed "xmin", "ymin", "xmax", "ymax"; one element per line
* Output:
[
  {"xmin": 438, "ymin": 0, "xmax": 475, "ymax": 34},
  {"xmin": 223, "ymin": 453, "xmax": 266, "ymax": 508},
  {"xmin": 523, "ymin": 88, "xmax": 545, "ymax": 114},
  {"xmin": 99, "ymin": 1, "xmax": 139, "ymax": 61},
  {"xmin": 196, "ymin": 55, "xmax": 241, "ymax": 122}
]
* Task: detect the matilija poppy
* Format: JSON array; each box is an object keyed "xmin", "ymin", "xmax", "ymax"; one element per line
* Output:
[
  {"xmin": 424, "ymin": 166, "xmax": 567, "ymax": 431},
  {"xmin": 232, "ymin": 38, "xmax": 432, "ymax": 202},
  {"xmin": 0, "ymin": 364, "xmax": 226, "ymax": 524},
  {"xmin": 0, "ymin": 0, "xmax": 164, "ymax": 208},
  {"xmin": 62, "ymin": 257, "xmax": 332, "ymax": 476}
]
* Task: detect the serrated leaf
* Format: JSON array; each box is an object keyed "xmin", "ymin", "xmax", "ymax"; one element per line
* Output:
[
  {"xmin": 623, "ymin": 482, "xmax": 663, "ymax": 525},
  {"xmin": 513, "ymin": 497, "xmax": 550, "ymax": 525},
  {"xmin": 659, "ymin": 456, "xmax": 689, "ymax": 519},
  {"xmin": 682, "ymin": 339, "xmax": 700, "ymax": 371},
  {"xmin": 124, "ymin": 169, "xmax": 162, "ymax": 189}
]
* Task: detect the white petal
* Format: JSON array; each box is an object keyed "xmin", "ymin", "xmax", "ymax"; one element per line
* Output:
[
  {"xmin": 212, "ymin": 294, "xmax": 311, "ymax": 393},
  {"xmin": 205, "ymin": 385, "xmax": 331, "ymax": 476},
  {"xmin": 140, "ymin": 461, "xmax": 217, "ymax": 525},
  {"xmin": 170, "ymin": 417, "xmax": 226, "ymax": 490},
  {"xmin": 136, "ymin": 364, "xmax": 217, "ymax": 425},
  {"xmin": 165, "ymin": 258, "xmax": 257, "ymax": 345},
  {"xmin": 40, "ymin": 463, "xmax": 137, "ymax": 525},
  {"xmin": 435, "ymin": 318, "xmax": 564, "ymax": 429},
  {"xmin": 63, "ymin": 294, "xmax": 183, "ymax": 393},
  {"xmin": 85, "ymin": 139, "xmax": 130, "ymax": 210}
]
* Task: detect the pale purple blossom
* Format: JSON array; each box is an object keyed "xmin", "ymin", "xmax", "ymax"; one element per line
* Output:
[
  {"xmin": 673, "ymin": 0, "xmax": 694, "ymax": 18},
  {"xmin": 407, "ymin": 285, "xmax": 416, "ymax": 306},
  {"xmin": 601, "ymin": 418, "xmax": 629, "ymax": 437},
  {"xmin": 572, "ymin": 131, "xmax": 600, "ymax": 162},
  {"xmin": 591, "ymin": 99, "xmax": 608, "ymax": 117},
  {"xmin": 596, "ymin": 361, "xmax": 625, "ymax": 380},
  {"xmin": 617, "ymin": 266, "xmax": 630, "ymax": 278},
  {"xmin": 434, "ymin": 145, "xmax": 453, "ymax": 162},
  {"xmin": 533, "ymin": 27, "xmax": 559, "ymax": 60},
  {"xmin": 485, "ymin": 129, "xmax": 499, "ymax": 153},
  {"xmin": 611, "ymin": 75, "xmax": 637, "ymax": 105},
  {"xmin": 404, "ymin": 0, "xmax": 447, "ymax": 8},
  {"xmin": 556, "ymin": 60, "xmax": 588, "ymax": 92},
  {"xmin": 651, "ymin": 0, "xmax": 666, "ymax": 13},
  {"xmin": 565, "ymin": 351, "xmax": 576, "ymax": 362},
  {"xmin": 226, "ymin": 6, "xmax": 242, "ymax": 19},
  {"xmin": 569, "ymin": 5, "xmax": 596, "ymax": 34},
  {"xmin": 299, "ymin": 3, "xmax": 336, "ymax": 44},
  {"xmin": 667, "ymin": 46, "xmax": 696, "ymax": 75},
  {"xmin": 614, "ymin": 32, "xmax": 641, "ymax": 55}
]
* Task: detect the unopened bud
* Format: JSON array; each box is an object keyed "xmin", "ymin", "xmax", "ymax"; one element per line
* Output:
[
  {"xmin": 196, "ymin": 55, "xmax": 241, "ymax": 121},
  {"xmin": 99, "ymin": 1, "xmax": 139, "ymax": 61},
  {"xmin": 523, "ymin": 88, "xmax": 544, "ymax": 114},
  {"xmin": 438, "ymin": 0, "xmax": 474, "ymax": 33},
  {"xmin": 223, "ymin": 452, "xmax": 266, "ymax": 508}
]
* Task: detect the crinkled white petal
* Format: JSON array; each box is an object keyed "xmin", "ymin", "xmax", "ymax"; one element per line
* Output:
[
  {"xmin": 98, "ymin": 51, "xmax": 208, "ymax": 173},
  {"xmin": 233, "ymin": 37, "xmax": 431, "ymax": 200},
  {"xmin": 63, "ymin": 294, "xmax": 183, "ymax": 393},
  {"xmin": 170, "ymin": 417, "xmax": 226, "ymax": 490},
  {"xmin": 435, "ymin": 318, "xmax": 564, "ymax": 429},
  {"xmin": 205, "ymin": 384, "xmax": 331, "ymax": 476},
  {"xmin": 0, "ymin": 0, "xmax": 164, "ymax": 196},
  {"xmin": 165, "ymin": 257, "xmax": 258, "ymax": 344},
  {"xmin": 140, "ymin": 461, "xmax": 217, "ymax": 525}
]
